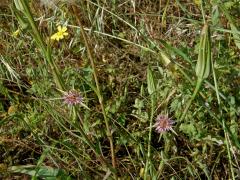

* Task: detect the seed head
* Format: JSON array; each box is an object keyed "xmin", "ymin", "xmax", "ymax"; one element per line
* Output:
[
  {"xmin": 63, "ymin": 90, "xmax": 83, "ymax": 105},
  {"xmin": 153, "ymin": 114, "xmax": 174, "ymax": 133}
]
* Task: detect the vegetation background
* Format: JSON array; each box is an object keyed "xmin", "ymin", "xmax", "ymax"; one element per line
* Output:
[{"xmin": 0, "ymin": 0, "xmax": 240, "ymax": 179}]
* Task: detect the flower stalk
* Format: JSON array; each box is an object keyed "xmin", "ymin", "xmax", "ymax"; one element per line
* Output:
[
  {"xmin": 180, "ymin": 23, "xmax": 211, "ymax": 121},
  {"xmin": 15, "ymin": 0, "xmax": 64, "ymax": 90},
  {"xmin": 144, "ymin": 66, "xmax": 157, "ymax": 179},
  {"xmin": 71, "ymin": 5, "xmax": 117, "ymax": 170}
]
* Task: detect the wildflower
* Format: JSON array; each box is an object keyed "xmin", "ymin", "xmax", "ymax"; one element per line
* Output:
[
  {"xmin": 63, "ymin": 90, "xmax": 83, "ymax": 105},
  {"xmin": 194, "ymin": 0, "xmax": 201, "ymax": 6},
  {"xmin": 12, "ymin": 29, "xmax": 20, "ymax": 37},
  {"xmin": 50, "ymin": 25, "xmax": 68, "ymax": 41},
  {"xmin": 153, "ymin": 114, "xmax": 174, "ymax": 133}
]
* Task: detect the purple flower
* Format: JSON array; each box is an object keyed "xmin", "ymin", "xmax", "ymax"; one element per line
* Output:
[
  {"xmin": 63, "ymin": 90, "xmax": 83, "ymax": 105},
  {"xmin": 153, "ymin": 114, "xmax": 174, "ymax": 133}
]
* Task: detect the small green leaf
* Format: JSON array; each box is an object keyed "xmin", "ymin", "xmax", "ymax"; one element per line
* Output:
[
  {"xmin": 212, "ymin": 5, "xmax": 220, "ymax": 26},
  {"xmin": 9, "ymin": 165, "xmax": 70, "ymax": 179},
  {"xmin": 179, "ymin": 123, "xmax": 197, "ymax": 138}
]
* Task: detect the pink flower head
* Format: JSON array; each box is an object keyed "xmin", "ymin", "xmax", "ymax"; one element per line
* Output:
[
  {"xmin": 153, "ymin": 114, "xmax": 174, "ymax": 133},
  {"xmin": 63, "ymin": 90, "xmax": 83, "ymax": 105}
]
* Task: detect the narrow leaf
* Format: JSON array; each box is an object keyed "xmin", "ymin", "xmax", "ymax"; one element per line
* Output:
[
  {"xmin": 195, "ymin": 23, "xmax": 211, "ymax": 79},
  {"xmin": 147, "ymin": 66, "xmax": 156, "ymax": 95}
]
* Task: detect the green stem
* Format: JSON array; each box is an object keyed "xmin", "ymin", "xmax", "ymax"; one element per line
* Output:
[
  {"xmin": 72, "ymin": 112, "xmax": 114, "ymax": 171},
  {"xmin": 211, "ymin": 56, "xmax": 220, "ymax": 104},
  {"xmin": 144, "ymin": 98, "xmax": 155, "ymax": 179},
  {"xmin": 20, "ymin": 0, "xmax": 46, "ymax": 52},
  {"xmin": 46, "ymin": 44, "xmax": 64, "ymax": 90},
  {"xmin": 180, "ymin": 78, "xmax": 203, "ymax": 121},
  {"xmin": 19, "ymin": 0, "xmax": 64, "ymax": 90},
  {"xmin": 200, "ymin": 0, "xmax": 206, "ymax": 24},
  {"xmin": 223, "ymin": 119, "xmax": 235, "ymax": 180},
  {"xmin": 71, "ymin": 5, "xmax": 116, "ymax": 170}
]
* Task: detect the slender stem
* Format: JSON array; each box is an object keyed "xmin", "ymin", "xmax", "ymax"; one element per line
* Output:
[
  {"xmin": 20, "ymin": 0, "xmax": 46, "ymax": 52},
  {"xmin": 144, "ymin": 98, "xmax": 155, "ymax": 179},
  {"xmin": 211, "ymin": 55, "xmax": 220, "ymax": 104},
  {"xmin": 71, "ymin": 5, "xmax": 116, "ymax": 169},
  {"xmin": 72, "ymin": 114, "xmax": 113, "ymax": 170},
  {"xmin": 222, "ymin": 118, "xmax": 235, "ymax": 180},
  {"xmin": 180, "ymin": 78, "xmax": 203, "ymax": 121},
  {"xmin": 20, "ymin": 0, "xmax": 64, "ymax": 90},
  {"xmin": 200, "ymin": 0, "xmax": 206, "ymax": 24}
]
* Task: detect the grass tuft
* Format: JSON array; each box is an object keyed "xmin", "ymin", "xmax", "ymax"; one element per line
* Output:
[{"xmin": 0, "ymin": 0, "xmax": 240, "ymax": 179}]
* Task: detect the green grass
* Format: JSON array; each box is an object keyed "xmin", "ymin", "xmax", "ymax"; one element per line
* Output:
[{"xmin": 0, "ymin": 0, "xmax": 240, "ymax": 179}]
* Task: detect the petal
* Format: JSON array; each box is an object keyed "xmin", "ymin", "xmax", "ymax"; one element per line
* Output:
[
  {"xmin": 63, "ymin": 32, "xmax": 68, "ymax": 36},
  {"xmin": 57, "ymin": 26, "xmax": 62, "ymax": 31},
  {"xmin": 59, "ymin": 34, "xmax": 64, "ymax": 39},
  {"xmin": 62, "ymin": 26, "xmax": 67, "ymax": 32},
  {"xmin": 50, "ymin": 33, "xmax": 57, "ymax": 40},
  {"xmin": 12, "ymin": 29, "xmax": 20, "ymax": 37}
]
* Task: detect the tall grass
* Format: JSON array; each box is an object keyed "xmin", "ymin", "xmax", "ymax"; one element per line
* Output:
[{"xmin": 0, "ymin": 0, "xmax": 240, "ymax": 179}]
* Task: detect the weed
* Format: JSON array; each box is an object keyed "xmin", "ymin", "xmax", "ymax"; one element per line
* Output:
[{"xmin": 0, "ymin": 0, "xmax": 240, "ymax": 179}]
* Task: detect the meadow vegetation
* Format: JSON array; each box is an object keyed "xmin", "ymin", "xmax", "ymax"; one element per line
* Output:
[{"xmin": 0, "ymin": 0, "xmax": 240, "ymax": 179}]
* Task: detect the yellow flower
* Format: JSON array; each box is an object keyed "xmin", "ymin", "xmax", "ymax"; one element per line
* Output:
[
  {"xmin": 50, "ymin": 26, "xmax": 68, "ymax": 41},
  {"xmin": 8, "ymin": 105, "xmax": 18, "ymax": 115},
  {"xmin": 194, "ymin": 0, "xmax": 201, "ymax": 6},
  {"xmin": 12, "ymin": 29, "xmax": 20, "ymax": 37}
]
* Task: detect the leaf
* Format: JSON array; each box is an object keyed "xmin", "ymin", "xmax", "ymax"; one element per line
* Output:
[
  {"xmin": 14, "ymin": 0, "xmax": 24, "ymax": 11},
  {"xmin": 230, "ymin": 24, "xmax": 240, "ymax": 50},
  {"xmin": 219, "ymin": 2, "xmax": 240, "ymax": 50},
  {"xmin": 9, "ymin": 165, "xmax": 71, "ymax": 179},
  {"xmin": 159, "ymin": 50, "xmax": 171, "ymax": 66},
  {"xmin": 11, "ymin": 7, "xmax": 28, "ymax": 30},
  {"xmin": 179, "ymin": 123, "xmax": 198, "ymax": 138},
  {"xmin": 195, "ymin": 23, "xmax": 211, "ymax": 79},
  {"xmin": 147, "ymin": 66, "xmax": 156, "ymax": 95},
  {"xmin": 159, "ymin": 39, "xmax": 191, "ymax": 63},
  {"xmin": 133, "ymin": 98, "xmax": 144, "ymax": 109},
  {"xmin": 212, "ymin": 5, "xmax": 220, "ymax": 26}
]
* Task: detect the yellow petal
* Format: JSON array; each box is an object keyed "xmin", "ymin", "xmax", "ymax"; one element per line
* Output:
[
  {"xmin": 59, "ymin": 34, "xmax": 64, "ymax": 39},
  {"xmin": 63, "ymin": 32, "xmax": 68, "ymax": 36},
  {"xmin": 8, "ymin": 105, "xmax": 17, "ymax": 115},
  {"xmin": 12, "ymin": 29, "xmax": 20, "ymax": 37},
  {"xmin": 194, "ymin": 0, "xmax": 201, "ymax": 5},
  {"xmin": 50, "ymin": 33, "xmax": 57, "ymax": 40},
  {"xmin": 57, "ymin": 25, "xmax": 62, "ymax": 31},
  {"xmin": 62, "ymin": 26, "xmax": 67, "ymax": 32}
]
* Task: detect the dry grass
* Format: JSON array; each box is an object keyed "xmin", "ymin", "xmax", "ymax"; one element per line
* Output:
[{"xmin": 0, "ymin": 0, "xmax": 240, "ymax": 179}]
